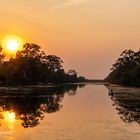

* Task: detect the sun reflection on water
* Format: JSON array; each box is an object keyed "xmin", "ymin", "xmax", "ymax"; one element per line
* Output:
[{"xmin": 3, "ymin": 111, "xmax": 16, "ymax": 123}]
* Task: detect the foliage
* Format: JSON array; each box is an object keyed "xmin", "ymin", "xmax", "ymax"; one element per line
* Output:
[
  {"xmin": 0, "ymin": 43, "xmax": 86, "ymax": 85},
  {"xmin": 105, "ymin": 49, "xmax": 140, "ymax": 87},
  {"xmin": 0, "ymin": 46, "xmax": 5, "ymax": 63}
]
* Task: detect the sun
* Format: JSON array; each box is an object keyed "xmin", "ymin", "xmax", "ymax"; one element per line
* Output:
[
  {"xmin": 7, "ymin": 39, "xmax": 19, "ymax": 51},
  {"xmin": 2, "ymin": 35, "xmax": 23, "ymax": 54}
]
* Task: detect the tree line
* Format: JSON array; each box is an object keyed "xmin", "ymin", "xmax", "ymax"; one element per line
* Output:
[
  {"xmin": 105, "ymin": 49, "xmax": 140, "ymax": 87},
  {"xmin": 0, "ymin": 43, "xmax": 86, "ymax": 86}
]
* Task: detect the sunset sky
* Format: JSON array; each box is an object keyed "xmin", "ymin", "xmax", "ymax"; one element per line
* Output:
[{"xmin": 0, "ymin": 0, "xmax": 140, "ymax": 79}]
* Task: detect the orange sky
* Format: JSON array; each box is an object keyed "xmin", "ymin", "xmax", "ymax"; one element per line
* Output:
[{"xmin": 0, "ymin": 0, "xmax": 140, "ymax": 79}]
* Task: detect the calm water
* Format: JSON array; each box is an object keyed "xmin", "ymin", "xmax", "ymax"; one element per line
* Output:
[{"xmin": 0, "ymin": 84, "xmax": 140, "ymax": 140}]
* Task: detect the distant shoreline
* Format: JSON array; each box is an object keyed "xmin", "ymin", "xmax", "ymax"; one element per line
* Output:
[{"xmin": 86, "ymin": 79, "xmax": 105, "ymax": 82}]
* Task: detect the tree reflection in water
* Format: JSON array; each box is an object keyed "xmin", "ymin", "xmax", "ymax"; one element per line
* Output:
[
  {"xmin": 108, "ymin": 90, "xmax": 140, "ymax": 125},
  {"xmin": 0, "ymin": 84, "xmax": 85, "ymax": 128}
]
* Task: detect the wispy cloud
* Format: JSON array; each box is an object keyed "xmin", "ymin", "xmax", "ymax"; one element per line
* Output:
[{"xmin": 53, "ymin": 0, "xmax": 88, "ymax": 8}]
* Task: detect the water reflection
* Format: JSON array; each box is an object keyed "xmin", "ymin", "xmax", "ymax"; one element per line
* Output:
[
  {"xmin": 108, "ymin": 88, "xmax": 140, "ymax": 125},
  {"xmin": 3, "ymin": 111, "xmax": 16, "ymax": 122},
  {"xmin": 0, "ymin": 84, "xmax": 85, "ymax": 128}
]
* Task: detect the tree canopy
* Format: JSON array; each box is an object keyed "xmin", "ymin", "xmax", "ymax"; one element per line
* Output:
[
  {"xmin": 105, "ymin": 49, "xmax": 140, "ymax": 87},
  {"xmin": 0, "ymin": 43, "xmax": 86, "ymax": 86}
]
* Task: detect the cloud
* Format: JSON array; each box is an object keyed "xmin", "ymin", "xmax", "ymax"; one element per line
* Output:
[{"xmin": 53, "ymin": 0, "xmax": 88, "ymax": 8}]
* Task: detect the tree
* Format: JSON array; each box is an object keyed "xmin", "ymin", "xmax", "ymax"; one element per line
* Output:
[
  {"xmin": 68, "ymin": 70, "xmax": 77, "ymax": 76},
  {"xmin": 16, "ymin": 43, "xmax": 41, "ymax": 59},
  {"xmin": 0, "ymin": 43, "xmax": 84, "ymax": 85},
  {"xmin": 0, "ymin": 46, "xmax": 5, "ymax": 63},
  {"xmin": 106, "ymin": 49, "xmax": 140, "ymax": 87},
  {"xmin": 45, "ymin": 55, "xmax": 63, "ymax": 73}
]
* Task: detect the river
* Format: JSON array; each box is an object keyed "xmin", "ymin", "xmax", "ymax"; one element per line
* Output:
[{"xmin": 0, "ymin": 84, "xmax": 140, "ymax": 140}]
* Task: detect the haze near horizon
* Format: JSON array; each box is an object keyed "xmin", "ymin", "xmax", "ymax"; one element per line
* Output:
[{"xmin": 0, "ymin": 0, "xmax": 140, "ymax": 79}]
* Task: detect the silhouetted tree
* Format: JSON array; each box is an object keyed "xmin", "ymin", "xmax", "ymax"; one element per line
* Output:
[
  {"xmin": 0, "ymin": 46, "xmax": 5, "ymax": 63},
  {"xmin": 0, "ymin": 43, "xmax": 86, "ymax": 85},
  {"xmin": 106, "ymin": 49, "xmax": 140, "ymax": 87}
]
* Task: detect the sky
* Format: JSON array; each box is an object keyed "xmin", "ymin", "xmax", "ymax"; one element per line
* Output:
[{"xmin": 0, "ymin": 0, "xmax": 140, "ymax": 79}]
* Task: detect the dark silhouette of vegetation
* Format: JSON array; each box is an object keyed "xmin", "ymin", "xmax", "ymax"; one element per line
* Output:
[
  {"xmin": 105, "ymin": 49, "xmax": 140, "ymax": 87},
  {"xmin": 0, "ymin": 43, "xmax": 86, "ymax": 86}
]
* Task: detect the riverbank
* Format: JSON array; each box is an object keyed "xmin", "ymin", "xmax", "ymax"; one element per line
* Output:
[
  {"xmin": 0, "ymin": 83, "xmax": 85, "ymax": 96},
  {"xmin": 105, "ymin": 84, "xmax": 140, "ymax": 94}
]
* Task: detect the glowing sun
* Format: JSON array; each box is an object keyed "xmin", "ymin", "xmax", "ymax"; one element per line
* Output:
[
  {"xmin": 2, "ymin": 35, "xmax": 23, "ymax": 54},
  {"xmin": 7, "ymin": 39, "xmax": 19, "ymax": 51}
]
